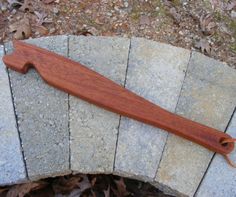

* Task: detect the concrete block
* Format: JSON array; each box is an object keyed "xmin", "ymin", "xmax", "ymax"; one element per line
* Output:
[
  {"xmin": 69, "ymin": 36, "xmax": 130, "ymax": 173},
  {"xmin": 5, "ymin": 36, "xmax": 70, "ymax": 180},
  {"xmin": 0, "ymin": 45, "xmax": 27, "ymax": 185},
  {"xmin": 155, "ymin": 52, "xmax": 236, "ymax": 196},
  {"xmin": 114, "ymin": 37, "xmax": 190, "ymax": 181},
  {"xmin": 196, "ymin": 110, "xmax": 236, "ymax": 197}
]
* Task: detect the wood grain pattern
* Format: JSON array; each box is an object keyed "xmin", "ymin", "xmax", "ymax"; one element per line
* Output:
[{"xmin": 3, "ymin": 40, "xmax": 234, "ymax": 156}]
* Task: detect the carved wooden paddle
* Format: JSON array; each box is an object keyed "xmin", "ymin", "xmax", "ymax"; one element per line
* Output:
[{"xmin": 3, "ymin": 40, "xmax": 235, "ymax": 166}]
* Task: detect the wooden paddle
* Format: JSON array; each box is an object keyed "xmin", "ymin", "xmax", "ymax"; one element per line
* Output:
[{"xmin": 3, "ymin": 40, "xmax": 235, "ymax": 167}]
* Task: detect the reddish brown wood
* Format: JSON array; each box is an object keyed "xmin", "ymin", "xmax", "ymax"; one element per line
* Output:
[{"xmin": 3, "ymin": 40, "xmax": 235, "ymax": 156}]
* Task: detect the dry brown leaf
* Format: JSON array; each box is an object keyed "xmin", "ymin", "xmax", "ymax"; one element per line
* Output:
[
  {"xmin": 199, "ymin": 14, "xmax": 216, "ymax": 35},
  {"xmin": 6, "ymin": 182, "xmax": 47, "ymax": 197},
  {"xmin": 52, "ymin": 174, "xmax": 91, "ymax": 195},
  {"xmin": 19, "ymin": 0, "xmax": 33, "ymax": 12},
  {"xmin": 35, "ymin": 25, "xmax": 49, "ymax": 35},
  {"xmin": 103, "ymin": 185, "xmax": 110, "ymax": 197},
  {"xmin": 225, "ymin": 1, "xmax": 236, "ymax": 11},
  {"xmin": 162, "ymin": 0, "xmax": 172, "ymax": 7},
  {"xmin": 0, "ymin": 187, "xmax": 9, "ymax": 194},
  {"xmin": 9, "ymin": 16, "xmax": 31, "ymax": 39},
  {"xmin": 43, "ymin": 0, "xmax": 55, "ymax": 4},
  {"xmin": 34, "ymin": 11, "xmax": 53, "ymax": 25},
  {"xmin": 77, "ymin": 175, "xmax": 91, "ymax": 192},
  {"xmin": 195, "ymin": 39, "xmax": 212, "ymax": 54},
  {"xmin": 114, "ymin": 178, "xmax": 130, "ymax": 197},
  {"xmin": 91, "ymin": 177, "xmax": 97, "ymax": 187},
  {"xmin": 209, "ymin": 0, "xmax": 225, "ymax": 10},
  {"xmin": 7, "ymin": 0, "xmax": 22, "ymax": 8}
]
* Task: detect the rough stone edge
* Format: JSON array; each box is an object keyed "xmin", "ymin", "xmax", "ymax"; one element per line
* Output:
[
  {"xmin": 1, "ymin": 44, "xmax": 28, "ymax": 186},
  {"xmin": 68, "ymin": 35, "xmax": 131, "ymax": 175},
  {"xmin": 3, "ymin": 35, "xmax": 72, "ymax": 182},
  {"xmin": 149, "ymin": 51, "xmax": 193, "ymax": 197},
  {"xmin": 194, "ymin": 107, "xmax": 236, "ymax": 196},
  {"xmin": 113, "ymin": 37, "xmax": 191, "ymax": 183},
  {"xmin": 152, "ymin": 50, "xmax": 236, "ymax": 197}
]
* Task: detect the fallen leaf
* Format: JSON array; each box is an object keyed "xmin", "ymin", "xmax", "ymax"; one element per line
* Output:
[
  {"xmin": 225, "ymin": 1, "xmax": 236, "ymax": 11},
  {"xmin": 19, "ymin": 0, "xmax": 33, "ymax": 12},
  {"xmin": 6, "ymin": 182, "xmax": 47, "ymax": 197},
  {"xmin": 91, "ymin": 177, "xmax": 97, "ymax": 187},
  {"xmin": 9, "ymin": 16, "xmax": 31, "ymax": 39},
  {"xmin": 77, "ymin": 29, "xmax": 93, "ymax": 36},
  {"xmin": 195, "ymin": 39, "xmax": 212, "ymax": 54},
  {"xmin": 52, "ymin": 174, "xmax": 91, "ymax": 195},
  {"xmin": 34, "ymin": 11, "xmax": 53, "ymax": 25},
  {"xmin": 0, "ymin": 187, "xmax": 9, "ymax": 194},
  {"xmin": 209, "ymin": 0, "xmax": 225, "ymax": 10},
  {"xmin": 209, "ymin": 0, "xmax": 218, "ymax": 10},
  {"xmin": 78, "ymin": 175, "xmax": 91, "ymax": 192},
  {"xmin": 7, "ymin": 0, "xmax": 22, "ymax": 8},
  {"xmin": 43, "ymin": 0, "xmax": 55, "ymax": 4},
  {"xmin": 199, "ymin": 14, "xmax": 216, "ymax": 35},
  {"xmin": 35, "ymin": 25, "xmax": 49, "ymax": 35},
  {"xmin": 162, "ymin": 0, "xmax": 172, "ymax": 7},
  {"xmin": 103, "ymin": 185, "xmax": 110, "ymax": 197},
  {"xmin": 114, "ymin": 178, "xmax": 130, "ymax": 197}
]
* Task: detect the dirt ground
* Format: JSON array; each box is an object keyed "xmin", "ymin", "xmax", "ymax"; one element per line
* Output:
[{"xmin": 0, "ymin": 0, "xmax": 236, "ymax": 68}]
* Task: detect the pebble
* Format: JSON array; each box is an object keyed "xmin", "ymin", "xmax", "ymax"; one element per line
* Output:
[
  {"xmin": 106, "ymin": 12, "xmax": 112, "ymax": 16},
  {"xmin": 231, "ymin": 11, "xmax": 236, "ymax": 18},
  {"xmin": 53, "ymin": 7, "xmax": 59, "ymax": 15},
  {"xmin": 0, "ymin": 2, "xmax": 7, "ymax": 11},
  {"xmin": 124, "ymin": 2, "xmax": 129, "ymax": 7},
  {"xmin": 49, "ymin": 27, "xmax": 56, "ymax": 34}
]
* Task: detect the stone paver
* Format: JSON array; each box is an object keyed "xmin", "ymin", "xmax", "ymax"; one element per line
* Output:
[
  {"xmin": 69, "ymin": 36, "xmax": 130, "ymax": 173},
  {"xmin": 196, "ymin": 109, "xmax": 236, "ymax": 197},
  {"xmin": 5, "ymin": 36, "xmax": 70, "ymax": 180},
  {"xmin": 1, "ymin": 35, "xmax": 236, "ymax": 195},
  {"xmin": 114, "ymin": 37, "xmax": 190, "ymax": 181},
  {"xmin": 0, "ymin": 45, "xmax": 27, "ymax": 185},
  {"xmin": 155, "ymin": 52, "xmax": 236, "ymax": 196}
]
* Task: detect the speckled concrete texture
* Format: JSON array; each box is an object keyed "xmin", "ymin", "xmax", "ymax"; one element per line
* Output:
[
  {"xmin": 114, "ymin": 37, "xmax": 190, "ymax": 181},
  {"xmin": 5, "ymin": 36, "xmax": 70, "ymax": 180},
  {"xmin": 69, "ymin": 36, "xmax": 129, "ymax": 174},
  {"xmin": 0, "ymin": 45, "xmax": 26, "ymax": 185},
  {"xmin": 0, "ymin": 37, "xmax": 235, "ymax": 197},
  {"xmin": 155, "ymin": 52, "xmax": 236, "ymax": 197},
  {"xmin": 196, "ymin": 110, "xmax": 236, "ymax": 197}
]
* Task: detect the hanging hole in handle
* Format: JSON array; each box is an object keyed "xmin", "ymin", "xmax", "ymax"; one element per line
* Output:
[{"xmin": 219, "ymin": 137, "xmax": 230, "ymax": 147}]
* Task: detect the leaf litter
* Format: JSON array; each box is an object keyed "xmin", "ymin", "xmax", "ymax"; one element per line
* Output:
[
  {"xmin": 9, "ymin": 15, "xmax": 31, "ymax": 39},
  {"xmin": 1, "ymin": 0, "xmax": 236, "ymax": 68},
  {"xmin": 0, "ymin": 174, "xmax": 171, "ymax": 197}
]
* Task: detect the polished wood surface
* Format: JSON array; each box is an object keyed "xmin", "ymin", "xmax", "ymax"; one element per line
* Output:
[{"xmin": 3, "ymin": 40, "xmax": 234, "ymax": 156}]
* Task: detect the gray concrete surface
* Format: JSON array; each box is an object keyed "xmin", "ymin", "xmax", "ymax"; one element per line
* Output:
[
  {"xmin": 196, "ymin": 109, "xmax": 236, "ymax": 197},
  {"xmin": 155, "ymin": 52, "xmax": 236, "ymax": 197},
  {"xmin": 69, "ymin": 36, "xmax": 130, "ymax": 173},
  {"xmin": 5, "ymin": 36, "xmax": 70, "ymax": 180},
  {"xmin": 0, "ymin": 45, "xmax": 27, "ymax": 185},
  {"xmin": 114, "ymin": 37, "xmax": 190, "ymax": 181},
  {"xmin": 0, "ymin": 36, "xmax": 235, "ymax": 197}
]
